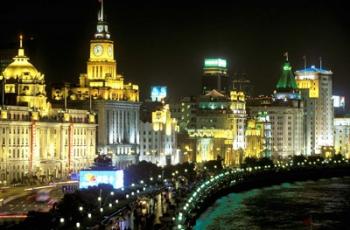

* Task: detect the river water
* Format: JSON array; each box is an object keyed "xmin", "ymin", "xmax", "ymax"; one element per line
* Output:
[{"xmin": 195, "ymin": 177, "xmax": 350, "ymax": 230}]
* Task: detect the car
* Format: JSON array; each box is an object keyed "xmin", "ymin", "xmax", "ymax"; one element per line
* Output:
[{"xmin": 35, "ymin": 189, "xmax": 50, "ymax": 203}]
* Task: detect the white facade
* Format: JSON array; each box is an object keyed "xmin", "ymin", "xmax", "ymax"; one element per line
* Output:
[
  {"xmin": 334, "ymin": 117, "xmax": 350, "ymax": 158},
  {"xmin": 249, "ymin": 102, "xmax": 305, "ymax": 158},
  {"xmin": 139, "ymin": 105, "xmax": 178, "ymax": 166},
  {"xmin": 295, "ymin": 66, "xmax": 334, "ymax": 155},
  {"xmin": 0, "ymin": 106, "xmax": 96, "ymax": 183},
  {"xmin": 92, "ymin": 101, "xmax": 140, "ymax": 168}
]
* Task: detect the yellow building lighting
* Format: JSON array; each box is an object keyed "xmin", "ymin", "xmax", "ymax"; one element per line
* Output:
[{"xmin": 296, "ymin": 77, "xmax": 319, "ymax": 98}]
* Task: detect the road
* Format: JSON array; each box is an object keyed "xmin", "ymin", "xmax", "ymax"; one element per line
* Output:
[{"xmin": 0, "ymin": 181, "xmax": 77, "ymax": 214}]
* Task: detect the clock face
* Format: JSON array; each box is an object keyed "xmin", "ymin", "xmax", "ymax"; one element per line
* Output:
[
  {"xmin": 107, "ymin": 46, "xmax": 113, "ymax": 57},
  {"xmin": 93, "ymin": 45, "xmax": 103, "ymax": 56}
]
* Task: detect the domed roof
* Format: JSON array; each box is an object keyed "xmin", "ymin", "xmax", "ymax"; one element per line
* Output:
[
  {"xmin": 2, "ymin": 36, "xmax": 40, "ymax": 79},
  {"xmin": 2, "ymin": 57, "xmax": 39, "ymax": 79}
]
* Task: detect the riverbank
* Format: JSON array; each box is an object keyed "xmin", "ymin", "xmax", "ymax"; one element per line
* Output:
[{"xmin": 176, "ymin": 162, "xmax": 350, "ymax": 229}]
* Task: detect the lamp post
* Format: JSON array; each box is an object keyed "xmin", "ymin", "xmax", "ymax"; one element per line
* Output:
[{"xmin": 98, "ymin": 188, "xmax": 102, "ymax": 211}]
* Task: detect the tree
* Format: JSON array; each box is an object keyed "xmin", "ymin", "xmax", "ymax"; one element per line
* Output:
[
  {"xmin": 292, "ymin": 155, "xmax": 307, "ymax": 164},
  {"xmin": 257, "ymin": 157, "xmax": 274, "ymax": 168},
  {"xmin": 124, "ymin": 161, "xmax": 161, "ymax": 186}
]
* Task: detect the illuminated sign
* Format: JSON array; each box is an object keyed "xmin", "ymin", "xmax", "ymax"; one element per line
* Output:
[
  {"xmin": 151, "ymin": 86, "xmax": 167, "ymax": 102},
  {"xmin": 332, "ymin": 95, "xmax": 345, "ymax": 108},
  {"xmin": 204, "ymin": 58, "xmax": 227, "ymax": 68},
  {"xmin": 79, "ymin": 170, "xmax": 124, "ymax": 189}
]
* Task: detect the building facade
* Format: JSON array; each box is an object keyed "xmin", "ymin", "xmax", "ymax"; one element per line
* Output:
[
  {"xmin": 170, "ymin": 96, "xmax": 197, "ymax": 132},
  {"xmin": 51, "ymin": 1, "xmax": 140, "ymax": 167},
  {"xmin": 187, "ymin": 90, "xmax": 246, "ymax": 165},
  {"xmin": 295, "ymin": 65, "xmax": 334, "ymax": 155},
  {"xmin": 334, "ymin": 117, "xmax": 350, "ymax": 158},
  {"xmin": 139, "ymin": 102, "xmax": 179, "ymax": 166},
  {"xmin": 0, "ymin": 37, "xmax": 96, "ymax": 183},
  {"xmin": 247, "ymin": 60, "xmax": 305, "ymax": 158},
  {"xmin": 244, "ymin": 111, "xmax": 272, "ymax": 159}
]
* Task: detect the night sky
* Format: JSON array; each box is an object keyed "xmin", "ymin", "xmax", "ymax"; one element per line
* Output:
[{"xmin": 0, "ymin": 0, "xmax": 349, "ymax": 106}]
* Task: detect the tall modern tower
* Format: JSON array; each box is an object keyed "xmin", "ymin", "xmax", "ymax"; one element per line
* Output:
[
  {"xmin": 202, "ymin": 58, "xmax": 228, "ymax": 95},
  {"xmin": 295, "ymin": 65, "xmax": 334, "ymax": 155}
]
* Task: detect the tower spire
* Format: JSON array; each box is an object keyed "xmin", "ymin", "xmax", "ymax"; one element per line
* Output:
[
  {"xmin": 98, "ymin": 0, "xmax": 104, "ymax": 21},
  {"xmin": 18, "ymin": 34, "xmax": 25, "ymax": 56},
  {"xmin": 95, "ymin": 0, "xmax": 110, "ymax": 39},
  {"xmin": 19, "ymin": 34, "xmax": 23, "ymax": 48},
  {"xmin": 101, "ymin": 0, "xmax": 104, "ymax": 21},
  {"xmin": 284, "ymin": 52, "xmax": 289, "ymax": 62}
]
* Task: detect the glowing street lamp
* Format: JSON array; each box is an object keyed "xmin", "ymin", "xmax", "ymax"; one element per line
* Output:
[
  {"xmin": 60, "ymin": 217, "xmax": 65, "ymax": 223},
  {"xmin": 87, "ymin": 213, "xmax": 92, "ymax": 219},
  {"xmin": 76, "ymin": 222, "xmax": 80, "ymax": 228}
]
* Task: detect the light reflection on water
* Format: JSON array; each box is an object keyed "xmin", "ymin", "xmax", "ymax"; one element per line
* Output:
[{"xmin": 195, "ymin": 177, "xmax": 350, "ymax": 230}]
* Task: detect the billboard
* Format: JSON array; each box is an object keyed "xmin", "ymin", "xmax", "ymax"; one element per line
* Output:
[
  {"xmin": 151, "ymin": 86, "xmax": 167, "ymax": 102},
  {"xmin": 332, "ymin": 95, "xmax": 345, "ymax": 108},
  {"xmin": 79, "ymin": 170, "xmax": 124, "ymax": 189}
]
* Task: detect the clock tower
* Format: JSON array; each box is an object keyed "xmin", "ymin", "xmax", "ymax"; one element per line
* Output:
[{"xmin": 87, "ymin": 0, "xmax": 117, "ymax": 81}]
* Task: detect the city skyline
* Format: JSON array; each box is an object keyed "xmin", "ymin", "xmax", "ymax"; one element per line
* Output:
[
  {"xmin": 0, "ymin": 0, "xmax": 349, "ymax": 105},
  {"xmin": 0, "ymin": 1, "xmax": 350, "ymax": 229}
]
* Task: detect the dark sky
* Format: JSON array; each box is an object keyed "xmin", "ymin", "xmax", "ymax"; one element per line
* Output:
[{"xmin": 0, "ymin": 0, "xmax": 349, "ymax": 106}]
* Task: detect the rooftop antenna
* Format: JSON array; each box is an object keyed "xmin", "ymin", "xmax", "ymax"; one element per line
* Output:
[
  {"xmin": 64, "ymin": 85, "xmax": 67, "ymax": 111},
  {"xmin": 98, "ymin": 0, "xmax": 104, "ymax": 21},
  {"xmin": 303, "ymin": 55, "xmax": 307, "ymax": 71},
  {"xmin": 319, "ymin": 57, "xmax": 322, "ymax": 69},
  {"xmin": 19, "ymin": 34, "xmax": 23, "ymax": 48},
  {"xmin": 284, "ymin": 51, "xmax": 289, "ymax": 61}
]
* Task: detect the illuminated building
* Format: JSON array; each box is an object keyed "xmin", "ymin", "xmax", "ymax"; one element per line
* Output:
[
  {"xmin": 244, "ymin": 112, "xmax": 272, "ymax": 159},
  {"xmin": 170, "ymin": 96, "xmax": 197, "ymax": 132},
  {"xmin": 0, "ymin": 36, "xmax": 97, "ymax": 183},
  {"xmin": 295, "ymin": 65, "xmax": 334, "ymax": 154},
  {"xmin": 139, "ymin": 102, "xmax": 179, "ymax": 166},
  {"xmin": 51, "ymin": 1, "xmax": 140, "ymax": 167},
  {"xmin": 248, "ymin": 60, "xmax": 304, "ymax": 158},
  {"xmin": 332, "ymin": 95, "xmax": 346, "ymax": 116},
  {"xmin": 334, "ymin": 117, "xmax": 350, "ymax": 158},
  {"xmin": 202, "ymin": 58, "xmax": 229, "ymax": 95},
  {"xmin": 187, "ymin": 90, "xmax": 246, "ymax": 166}
]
